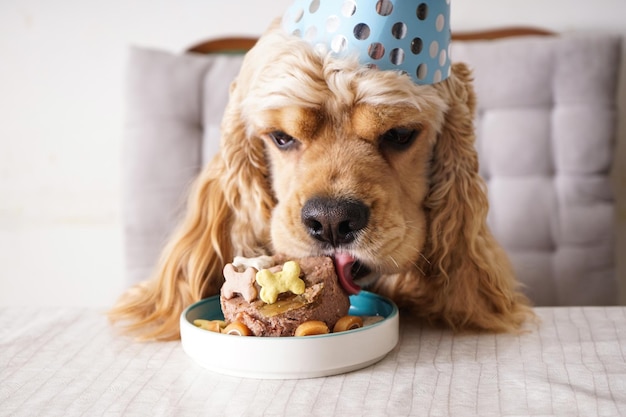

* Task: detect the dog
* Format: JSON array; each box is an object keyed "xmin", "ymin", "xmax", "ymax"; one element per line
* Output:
[{"xmin": 109, "ymin": 22, "xmax": 532, "ymax": 341}]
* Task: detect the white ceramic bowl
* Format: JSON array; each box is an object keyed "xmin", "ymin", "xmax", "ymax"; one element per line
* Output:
[{"xmin": 180, "ymin": 291, "xmax": 399, "ymax": 379}]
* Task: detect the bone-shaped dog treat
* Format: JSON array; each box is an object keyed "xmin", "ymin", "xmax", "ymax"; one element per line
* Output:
[
  {"xmin": 193, "ymin": 319, "xmax": 227, "ymax": 333},
  {"xmin": 232, "ymin": 255, "xmax": 275, "ymax": 271},
  {"xmin": 256, "ymin": 261, "xmax": 305, "ymax": 304},
  {"xmin": 222, "ymin": 263, "xmax": 258, "ymax": 303}
]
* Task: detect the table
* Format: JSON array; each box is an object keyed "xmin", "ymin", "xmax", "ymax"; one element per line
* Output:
[{"xmin": 1, "ymin": 307, "xmax": 625, "ymax": 416}]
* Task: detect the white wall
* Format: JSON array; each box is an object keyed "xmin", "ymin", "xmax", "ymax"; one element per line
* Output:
[{"xmin": 1, "ymin": 0, "xmax": 624, "ymax": 308}]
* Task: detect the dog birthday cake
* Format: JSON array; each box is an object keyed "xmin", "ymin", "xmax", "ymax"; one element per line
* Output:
[{"xmin": 195, "ymin": 256, "xmax": 362, "ymax": 337}]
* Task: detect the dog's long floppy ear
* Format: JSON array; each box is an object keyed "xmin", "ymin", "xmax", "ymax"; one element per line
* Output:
[
  {"xmin": 108, "ymin": 34, "xmax": 276, "ymax": 341},
  {"xmin": 421, "ymin": 62, "xmax": 532, "ymax": 332}
]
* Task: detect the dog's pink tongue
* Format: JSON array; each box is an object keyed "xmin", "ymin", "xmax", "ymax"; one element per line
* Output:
[{"xmin": 333, "ymin": 253, "xmax": 361, "ymax": 295}]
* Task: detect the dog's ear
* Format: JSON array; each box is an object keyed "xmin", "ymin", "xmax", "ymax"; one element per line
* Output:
[
  {"xmin": 108, "ymin": 163, "xmax": 236, "ymax": 340},
  {"xmin": 108, "ymin": 34, "xmax": 276, "ymax": 341},
  {"xmin": 422, "ymin": 62, "xmax": 532, "ymax": 331}
]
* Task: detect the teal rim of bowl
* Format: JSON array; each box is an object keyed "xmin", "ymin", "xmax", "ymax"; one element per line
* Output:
[{"xmin": 183, "ymin": 290, "xmax": 398, "ymax": 339}]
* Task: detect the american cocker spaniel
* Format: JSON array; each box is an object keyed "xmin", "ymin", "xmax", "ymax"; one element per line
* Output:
[{"xmin": 110, "ymin": 22, "xmax": 532, "ymax": 341}]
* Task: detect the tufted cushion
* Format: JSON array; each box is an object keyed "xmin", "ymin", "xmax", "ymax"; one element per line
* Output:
[
  {"xmin": 123, "ymin": 35, "xmax": 620, "ymax": 305},
  {"xmin": 123, "ymin": 47, "xmax": 244, "ymax": 284},
  {"xmin": 451, "ymin": 35, "xmax": 620, "ymax": 305}
]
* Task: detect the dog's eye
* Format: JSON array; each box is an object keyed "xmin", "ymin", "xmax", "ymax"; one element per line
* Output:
[
  {"xmin": 379, "ymin": 128, "xmax": 419, "ymax": 151},
  {"xmin": 267, "ymin": 131, "xmax": 298, "ymax": 150}
]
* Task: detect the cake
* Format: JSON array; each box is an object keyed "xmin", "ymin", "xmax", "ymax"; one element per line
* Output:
[{"xmin": 218, "ymin": 256, "xmax": 352, "ymax": 337}]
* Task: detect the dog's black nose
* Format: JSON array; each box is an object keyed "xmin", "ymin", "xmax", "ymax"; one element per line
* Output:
[{"xmin": 301, "ymin": 197, "xmax": 370, "ymax": 247}]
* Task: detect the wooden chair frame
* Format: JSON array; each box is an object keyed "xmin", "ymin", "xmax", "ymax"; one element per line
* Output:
[{"xmin": 187, "ymin": 27, "xmax": 554, "ymax": 54}]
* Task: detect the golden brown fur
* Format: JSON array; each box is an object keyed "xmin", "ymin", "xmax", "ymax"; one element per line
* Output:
[{"xmin": 109, "ymin": 23, "xmax": 532, "ymax": 340}]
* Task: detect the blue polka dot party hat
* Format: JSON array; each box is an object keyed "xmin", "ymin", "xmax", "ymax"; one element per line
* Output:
[{"xmin": 282, "ymin": 0, "xmax": 451, "ymax": 85}]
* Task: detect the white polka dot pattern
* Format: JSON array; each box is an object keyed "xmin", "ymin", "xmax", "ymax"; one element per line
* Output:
[{"xmin": 282, "ymin": 0, "xmax": 451, "ymax": 85}]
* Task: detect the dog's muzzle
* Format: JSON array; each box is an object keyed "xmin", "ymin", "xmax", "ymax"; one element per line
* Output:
[
  {"xmin": 300, "ymin": 197, "xmax": 376, "ymax": 294},
  {"xmin": 300, "ymin": 196, "xmax": 370, "ymax": 248}
]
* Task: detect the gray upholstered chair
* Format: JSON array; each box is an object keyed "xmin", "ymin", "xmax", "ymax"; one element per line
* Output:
[{"xmin": 122, "ymin": 29, "xmax": 621, "ymax": 306}]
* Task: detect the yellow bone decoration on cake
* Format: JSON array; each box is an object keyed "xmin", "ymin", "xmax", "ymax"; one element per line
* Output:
[{"xmin": 256, "ymin": 261, "xmax": 305, "ymax": 304}]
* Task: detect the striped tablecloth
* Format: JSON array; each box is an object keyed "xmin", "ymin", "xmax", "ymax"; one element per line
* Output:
[{"xmin": 1, "ymin": 307, "xmax": 625, "ymax": 416}]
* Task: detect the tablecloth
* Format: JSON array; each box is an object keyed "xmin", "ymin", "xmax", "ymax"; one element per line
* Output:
[{"xmin": 1, "ymin": 307, "xmax": 625, "ymax": 416}]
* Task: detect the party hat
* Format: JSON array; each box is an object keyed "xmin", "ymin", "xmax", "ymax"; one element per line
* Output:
[{"xmin": 282, "ymin": 0, "xmax": 451, "ymax": 84}]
